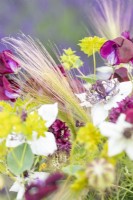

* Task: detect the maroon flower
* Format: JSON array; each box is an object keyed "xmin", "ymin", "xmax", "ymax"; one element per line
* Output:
[
  {"xmin": 100, "ymin": 32, "xmax": 133, "ymax": 65},
  {"xmin": 0, "ymin": 76, "xmax": 20, "ymax": 101},
  {"xmin": 57, "ymin": 65, "xmax": 67, "ymax": 77},
  {"xmin": 25, "ymin": 173, "xmax": 64, "ymax": 200},
  {"xmin": 113, "ymin": 67, "xmax": 129, "ymax": 82},
  {"xmin": 49, "ymin": 119, "xmax": 71, "ymax": 153},
  {"xmin": 109, "ymin": 95, "xmax": 133, "ymax": 123},
  {"xmin": 0, "ymin": 50, "xmax": 20, "ymax": 74},
  {"xmin": 125, "ymin": 109, "xmax": 133, "ymax": 124}
]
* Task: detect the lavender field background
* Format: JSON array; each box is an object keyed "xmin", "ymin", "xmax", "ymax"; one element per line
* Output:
[{"xmin": 0, "ymin": 0, "xmax": 101, "ymax": 75}]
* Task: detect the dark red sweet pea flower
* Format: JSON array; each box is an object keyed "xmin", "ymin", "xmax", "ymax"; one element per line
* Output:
[
  {"xmin": 113, "ymin": 67, "xmax": 129, "ymax": 82},
  {"xmin": 100, "ymin": 32, "xmax": 133, "ymax": 65},
  {"xmin": 0, "ymin": 50, "xmax": 20, "ymax": 74},
  {"xmin": 25, "ymin": 173, "xmax": 64, "ymax": 200},
  {"xmin": 0, "ymin": 76, "xmax": 20, "ymax": 101}
]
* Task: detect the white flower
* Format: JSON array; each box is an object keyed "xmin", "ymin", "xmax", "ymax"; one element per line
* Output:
[
  {"xmin": 76, "ymin": 80, "xmax": 132, "ymax": 126},
  {"xmin": 6, "ymin": 103, "xmax": 58, "ymax": 156},
  {"xmin": 99, "ymin": 114, "xmax": 133, "ymax": 159},
  {"xmin": 38, "ymin": 103, "xmax": 58, "ymax": 127},
  {"xmin": 10, "ymin": 172, "xmax": 49, "ymax": 200},
  {"xmin": 29, "ymin": 131, "xmax": 57, "ymax": 156}
]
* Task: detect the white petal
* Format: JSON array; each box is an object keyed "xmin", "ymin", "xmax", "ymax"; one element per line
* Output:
[
  {"xmin": 96, "ymin": 66, "xmax": 113, "ymax": 80},
  {"xmin": 105, "ymin": 81, "xmax": 132, "ymax": 110},
  {"xmin": 10, "ymin": 181, "xmax": 21, "ymax": 192},
  {"xmin": 75, "ymin": 93, "xmax": 92, "ymax": 107},
  {"xmin": 108, "ymin": 138, "xmax": 126, "ymax": 157},
  {"xmin": 75, "ymin": 93, "xmax": 87, "ymax": 102},
  {"xmin": 6, "ymin": 134, "xmax": 25, "ymax": 148},
  {"xmin": 38, "ymin": 103, "xmax": 58, "ymax": 127},
  {"xmin": 30, "ymin": 132, "xmax": 57, "ymax": 156},
  {"xmin": 30, "ymin": 172, "xmax": 49, "ymax": 183},
  {"xmin": 125, "ymin": 143, "xmax": 133, "ymax": 160},
  {"xmin": 80, "ymin": 101, "xmax": 92, "ymax": 107},
  {"xmin": 16, "ymin": 187, "xmax": 25, "ymax": 200},
  {"xmin": 107, "ymin": 51, "xmax": 117, "ymax": 65},
  {"xmin": 91, "ymin": 103, "xmax": 108, "ymax": 126},
  {"xmin": 10, "ymin": 181, "xmax": 25, "ymax": 200},
  {"xmin": 99, "ymin": 122, "xmax": 122, "ymax": 138}
]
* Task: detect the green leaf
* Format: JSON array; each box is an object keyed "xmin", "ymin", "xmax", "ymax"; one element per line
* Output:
[
  {"xmin": 7, "ymin": 143, "xmax": 34, "ymax": 176},
  {"xmin": 77, "ymin": 74, "xmax": 97, "ymax": 84},
  {"xmin": 62, "ymin": 165, "xmax": 82, "ymax": 176}
]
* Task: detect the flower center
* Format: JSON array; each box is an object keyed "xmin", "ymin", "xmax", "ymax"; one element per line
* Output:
[
  {"xmin": 86, "ymin": 79, "xmax": 119, "ymax": 104},
  {"xmin": 123, "ymin": 128, "xmax": 133, "ymax": 139},
  {"xmin": 92, "ymin": 81, "xmax": 106, "ymax": 98}
]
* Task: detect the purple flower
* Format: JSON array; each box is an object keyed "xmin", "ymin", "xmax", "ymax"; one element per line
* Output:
[
  {"xmin": 0, "ymin": 50, "xmax": 20, "ymax": 74},
  {"xmin": 25, "ymin": 173, "xmax": 64, "ymax": 200},
  {"xmin": 100, "ymin": 32, "xmax": 133, "ymax": 65},
  {"xmin": 49, "ymin": 119, "xmax": 71, "ymax": 153},
  {"xmin": 0, "ymin": 76, "xmax": 20, "ymax": 101},
  {"xmin": 113, "ymin": 67, "xmax": 129, "ymax": 82},
  {"xmin": 109, "ymin": 96, "xmax": 133, "ymax": 123},
  {"xmin": 125, "ymin": 109, "xmax": 133, "ymax": 124}
]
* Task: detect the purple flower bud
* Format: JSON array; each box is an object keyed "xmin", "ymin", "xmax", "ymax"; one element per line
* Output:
[
  {"xmin": 0, "ymin": 76, "xmax": 20, "ymax": 101},
  {"xmin": 0, "ymin": 50, "xmax": 20, "ymax": 74}
]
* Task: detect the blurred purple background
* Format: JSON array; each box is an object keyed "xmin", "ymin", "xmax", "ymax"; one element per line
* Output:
[{"xmin": 0, "ymin": 0, "xmax": 100, "ymax": 73}]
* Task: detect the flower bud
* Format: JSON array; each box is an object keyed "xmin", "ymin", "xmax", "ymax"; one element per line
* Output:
[{"xmin": 86, "ymin": 158, "xmax": 115, "ymax": 190}]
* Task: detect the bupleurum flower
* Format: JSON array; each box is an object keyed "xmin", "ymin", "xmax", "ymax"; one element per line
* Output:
[
  {"xmin": 77, "ymin": 123, "xmax": 101, "ymax": 151},
  {"xmin": 49, "ymin": 119, "xmax": 71, "ymax": 153},
  {"xmin": 109, "ymin": 95, "xmax": 133, "ymax": 123},
  {"xmin": 60, "ymin": 48, "xmax": 83, "ymax": 70},
  {"xmin": 79, "ymin": 36, "xmax": 106, "ymax": 56},
  {"xmin": 86, "ymin": 158, "xmax": 115, "ymax": 190}
]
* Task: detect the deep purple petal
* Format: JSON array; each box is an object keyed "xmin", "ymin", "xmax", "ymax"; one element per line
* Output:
[{"xmin": 100, "ymin": 40, "xmax": 116, "ymax": 59}]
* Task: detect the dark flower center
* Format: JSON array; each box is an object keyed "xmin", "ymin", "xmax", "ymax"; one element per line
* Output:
[{"xmin": 123, "ymin": 128, "xmax": 133, "ymax": 139}]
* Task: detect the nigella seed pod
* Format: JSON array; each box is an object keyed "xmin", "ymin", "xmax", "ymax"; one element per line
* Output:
[{"xmin": 86, "ymin": 159, "xmax": 115, "ymax": 190}]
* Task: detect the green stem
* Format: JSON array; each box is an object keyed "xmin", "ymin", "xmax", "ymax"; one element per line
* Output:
[
  {"xmin": 112, "ymin": 184, "xmax": 133, "ymax": 195},
  {"xmin": 77, "ymin": 68, "xmax": 85, "ymax": 77},
  {"xmin": 93, "ymin": 48, "xmax": 96, "ymax": 77}
]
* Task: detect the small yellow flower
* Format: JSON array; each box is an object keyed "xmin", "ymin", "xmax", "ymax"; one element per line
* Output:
[
  {"xmin": 23, "ymin": 111, "xmax": 47, "ymax": 140},
  {"xmin": 39, "ymin": 162, "xmax": 47, "ymax": 171},
  {"xmin": 79, "ymin": 36, "xmax": 106, "ymax": 56},
  {"xmin": 60, "ymin": 48, "xmax": 83, "ymax": 70},
  {"xmin": 77, "ymin": 123, "xmax": 101, "ymax": 151},
  {"xmin": 0, "ymin": 111, "xmax": 22, "ymax": 138}
]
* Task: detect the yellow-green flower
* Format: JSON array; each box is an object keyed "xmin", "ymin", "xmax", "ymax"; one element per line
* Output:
[
  {"xmin": 0, "ymin": 111, "xmax": 22, "ymax": 138},
  {"xmin": 23, "ymin": 111, "xmax": 47, "ymax": 140},
  {"xmin": 77, "ymin": 123, "xmax": 101, "ymax": 151},
  {"xmin": 79, "ymin": 36, "xmax": 106, "ymax": 56},
  {"xmin": 60, "ymin": 48, "xmax": 83, "ymax": 70},
  {"xmin": 71, "ymin": 170, "xmax": 88, "ymax": 191}
]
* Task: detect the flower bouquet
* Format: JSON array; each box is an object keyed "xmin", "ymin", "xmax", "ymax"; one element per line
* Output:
[{"xmin": 1, "ymin": 1, "xmax": 133, "ymax": 200}]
